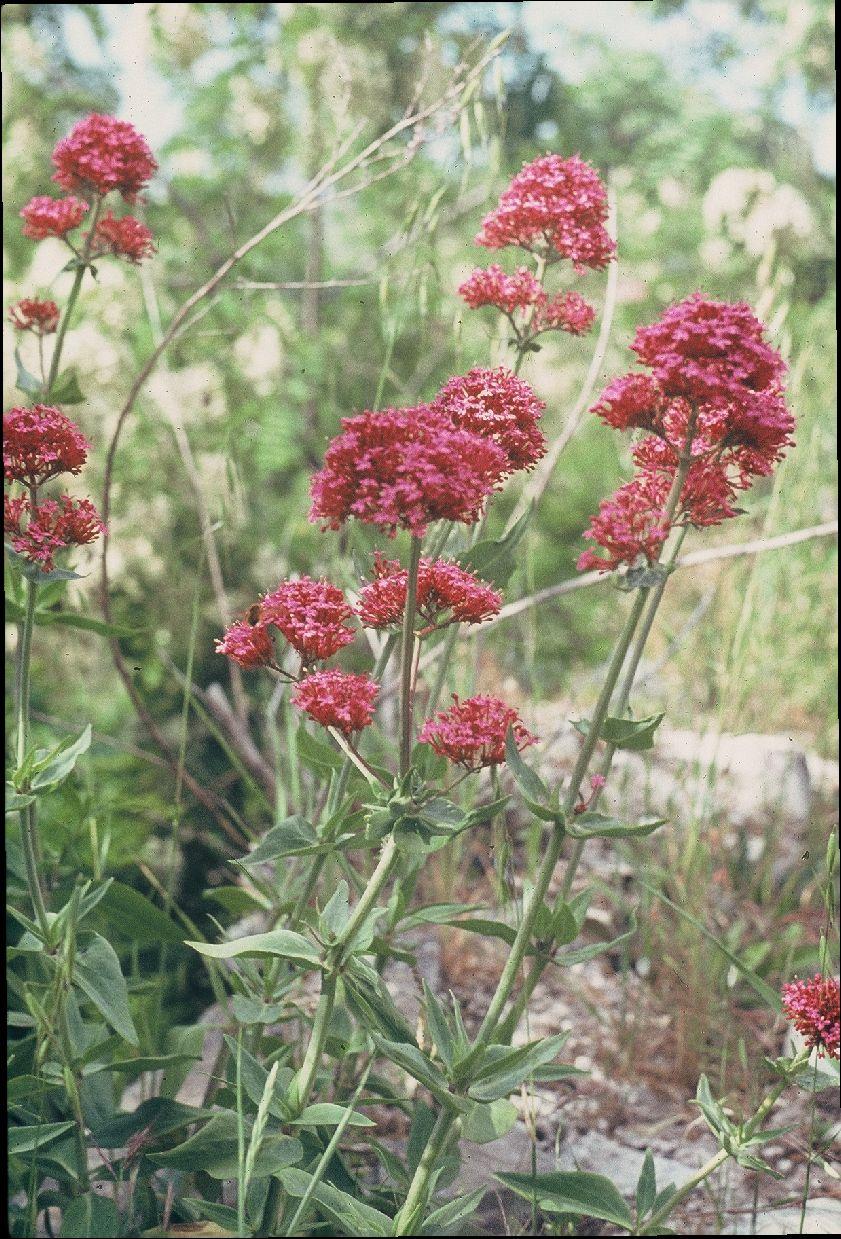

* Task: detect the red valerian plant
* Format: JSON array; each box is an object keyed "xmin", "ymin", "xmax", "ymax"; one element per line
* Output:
[{"xmin": 8, "ymin": 102, "xmax": 831, "ymax": 1239}]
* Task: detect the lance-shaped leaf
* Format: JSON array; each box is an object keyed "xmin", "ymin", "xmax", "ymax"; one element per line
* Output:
[
  {"xmin": 555, "ymin": 910, "xmax": 638, "ymax": 967},
  {"xmin": 277, "ymin": 1167, "xmax": 392, "ymax": 1236},
  {"xmin": 457, "ymin": 504, "xmax": 533, "ymax": 588},
  {"xmin": 240, "ymin": 815, "xmax": 319, "ymax": 864},
  {"xmin": 462, "ymin": 1098, "xmax": 518, "ymax": 1144},
  {"xmin": 30, "ymin": 725, "xmax": 92, "ymax": 791},
  {"xmin": 467, "ymin": 1032, "xmax": 571, "ymax": 1102},
  {"xmin": 187, "ymin": 928, "xmax": 322, "ymax": 968},
  {"xmin": 505, "ymin": 725, "xmax": 562, "ymax": 821},
  {"xmin": 566, "ymin": 812, "xmax": 666, "ymax": 840},
  {"xmin": 496, "ymin": 1169, "xmax": 634, "ymax": 1230},
  {"xmin": 572, "ymin": 712, "xmax": 665, "ymax": 752},
  {"xmin": 421, "ymin": 1187, "xmax": 487, "ymax": 1235},
  {"xmin": 73, "ymin": 933, "xmax": 139, "ymax": 1046},
  {"xmin": 291, "ymin": 1103, "xmax": 376, "ymax": 1128},
  {"xmin": 370, "ymin": 1033, "xmax": 466, "ymax": 1112}
]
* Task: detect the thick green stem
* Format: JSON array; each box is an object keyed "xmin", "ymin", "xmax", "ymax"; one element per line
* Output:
[
  {"xmin": 290, "ymin": 973, "xmax": 337, "ymax": 1114},
  {"xmin": 16, "ymin": 574, "xmax": 50, "ymax": 937},
  {"xmin": 400, "ymin": 536, "xmax": 423, "ymax": 775},
  {"xmin": 392, "ymin": 1108, "xmax": 461, "ymax": 1236},
  {"xmin": 335, "ymin": 834, "xmax": 399, "ymax": 960}
]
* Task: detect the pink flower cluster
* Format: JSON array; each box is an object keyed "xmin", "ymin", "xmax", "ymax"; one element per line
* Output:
[
  {"xmin": 5, "ymin": 494, "xmax": 105, "ymax": 573},
  {"xmin": 89, "ymin": 211, "xmax": 156, "ymax": 264},
  {"xmin": 292, "ymin": 670, "xmax": 379, "ymax": 737},
  {"xmin": 431, "ymin": 367, "xmax": 546, "ymax": 474},
  {"xmin": 8, "ymin": 298, "xmax": 60, "ymax": 336},
  {"xmin": 51, "ymin": 113, "xmax": 157, "ymax": 201},
  {"xmin": 459, "ymin": 155, "xmax": 611, "ymax": 349},
  {"xmin": 357, "ymin": 554, "xmax": 502, "ymax": 631},
  {"xmin": 782, "ymin": 975, "xmax": 840, "ymax": 1059},
  {"xmin": 4, "ymin": 405, "xmax": 90, "ymax": 486},
  {"xmin": 20, "ymin": 195, "xmax": 88, "ymax": 241},
  {"xmin": 476, "ymin": 154, "xmax": 615, "ymax": 270},
  {"xmin": 216, "ymin": 575, "xmax": 355, "ymax": 669},
  {"xmin": 579, "ymin": 296, "xmax": 793, "ymax": 573},
  {"xmin": 419, "ymin": 695, "xmax": 536, "ymax": 770},
  {"xmin": 20, "ymin": 115, "xmax": 157, "ymax": 265}
]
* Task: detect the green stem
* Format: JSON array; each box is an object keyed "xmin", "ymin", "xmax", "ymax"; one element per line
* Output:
[
  {"xmin": 335, "ymin": 833, "xmax": 399, "ymax": 961},
  {"xmin": 392, "ymin": 1108, "xmax": 461, "ymax": 1236},
  {"xmin": 45, "ymin": 195, "xmax": 102, "ymax": 397},
  {"xmin": 498, "ymin": 411, "xmax": 700, "ymax": 1042},
  {"xmin": 400, "ymin": 536, "xmax": 423, "ymax": 776},
  {"xmin": 16, "ymin": 573, "xmax": 49, "ymax": 937},
  {"xmin": 290, "ymin": 973, "xmax": 337, "ymax": 1115}
]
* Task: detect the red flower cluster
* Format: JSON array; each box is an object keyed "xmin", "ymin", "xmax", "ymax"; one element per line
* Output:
[
  {"xmin": 89, "ymin": 211, "xmax": 156, "ymax": 264},
  {"xmin": 431, "ymin": 367, "xmax": 546, "ymax": 474},
  {"xmin": 420, "ymin": 694, "xmax": 536, "ymax": 770},
  {"xmin": 52, "ymin": 114, "xmax": 158, "ymax": 201},
  {"xmin": 577, "ymin": 474, "xmax": 672, "ymax": 573},
  {"xmin": 579, "ymin": 297, "xmax": 793, "ymax": 573},
  {"xmin": 630, "ymin": 294, "xmax": 786, "ymax": 405},
  {"xmin": 459, "ymin": 265, "xmax": 596, "ymax": 342},
  {"xmin": 214, "ymin": 619, "xmax": 275, "ymax": 670},
  {"xmin": 8, "ymin": 298, "xmax": 60, "ymax": 335},
  {"xmin": 476, "ymin": 154, "xmax": 615, "ymax": 270},
  {"xmin": 4, "ymin": 405, "xmax": 90, "ymax": 486},
  {"xmin": 292, "ymin": 670, "xmax": 379, "ymax": 736},
  {"xmin": 5, "ymin": 494, "xmax": 105, "ymax": 572},
  {"xmin": 782, "ymin": 975, "xmax": 840, "ymax": 1059},
  {"xmin": 260, "ymin": 576, "xmax": 354, "ymax": 663},
  {"xmin": 357, "ymin": 553, "xmax": 502, "ymax": 631},
  {"xmin": 20, "ymin": 195, "xmax": 88, "ymax": 240},
  {"xmin": 459, "ymin": 264, "xmax": 544, "ymax": 313},
  {"xmin": 536, "ymin": 290, "xmax": 596, "ymax": 336},
  {"xmin": 309, "ymin": 406, "xmax": 506, "ymax": 537}
]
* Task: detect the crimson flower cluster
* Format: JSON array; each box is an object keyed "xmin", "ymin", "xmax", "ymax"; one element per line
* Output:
[
  {"xmin": 579, "ymin": 295, "xmax": 793, "ymax": 573},
  {"xmin": 460, "ymin": 154, "xmax": 614, "ymax": 351},
  {"xmin": 309, "ymin": 366, "xmax": 544, "ymax": 538},
  {"xmin": 3, "ymin": 407, "xmax": 104, "ymax": 572},
  {"xmin": 20, "ymin": 114, "xmax": 157, "ymax": 266},
  {"xmin": 357, "ymin": 554, "xmax": 502, "ymax": 632},
  {"xmin": 8, "ymin": 298, "xmax": 60, "ymax": 336},
  {"xmin": 419, "ymin": 695, "xmax": 536, "ymax": 771},
  {"xmin": 292, "ymin": 670, "xmax": 379, "ymax": 737},
  {"xmin": 781, "ymin": 975, "xmax": 840, "ymax": 1060},
  {"xmin": 215, "ymin": 575, "xmax": 354, "ymax": 669}
]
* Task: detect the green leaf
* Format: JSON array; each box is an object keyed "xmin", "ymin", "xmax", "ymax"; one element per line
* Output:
[
  {"xmin": 291, "ymin": 1103, "xmax": 376, "ymax": 1128},
  {"xmin": 297, "ymin": 726, "xmax": 345, "ymax": 775},
  {"xmin": 421, "ymin": 1187, "xmax": 487, "ymax": 1234},
  {"xmin": 88, "ymin": 1098, "xmax": 214, "ymax": 1147},
  {"xmin": 567, "ymin": 812, "xmax": 666, "ymax": 840},
  {"xmin": 277, "ymin": 1167, "xmax": 392, "ymax": 1236},
  {"xmin": 467, "ymin": 1033, "xmax": 571, "ymax": 1102},
  {"xmin": 370, "ymin": 1033, "xmax": 463, "ymax": 1111},
  {"xmin": 82, "ymin": 879, "xmax": 183, "ymax": 946},
  {"xmin": 462, "ymin": 1098, "xmax": 518, "ymax": 1144},
  {"xmin": 423, "ymin": 981, "xmax": 455, "ymax": 1072},
  {"xmin": 344, "ymin": 961, "xmax": 417, "ymax": 1044},
  {"xmin": 636, "ymin": 1148, "xmax": 657, "ymax": 1219},
  {"xmin": 458, "ymin": 505, "xmax": 533, "ymax": 588},
  {"xmin": 59, "ymin": 1193, "xmax": 119, "ymax": 1238},
  {"xmin": 73, "ymin": 933, "xmax": 139, "ymax": 1046},
  {"xmin": 150, "ymin": 1112, "xmax": 302, "ymax": 1178},
  {"xmin": 8, "ymin": 1121, "xmax": 76, "ymax": 1154},
  {"xmin": 59, "ymin": 1193, "xmax": 119, "ymax": 1237},
  {"xmin": 572, "ymin": 712, "xmax": 665, "ymax": 752},
  {"xmin": 320, "ymin": 881, "xmax": 351, "ymax": 939},
  {"xmin": 30, "ymin": 725, "xmax": 92, "ymax": 791},
  {"xmin": 187, "ymin": 928, "xmax": 322, "ymax": 967},
  {"xmin": 496, "ymin": 1169, "xmax": 634, "ymax": 1229},
  {"xmin": 399, "ymin": 902, "xmax": 485, "ymax": 932},
  {"xmin": 6, "ymin": 787, "xmax": 36, "ymax": 813},
  {"xmin": 33, "ymin": 610, "xmax": 139, "ymax": 637},
  {"xmin": 14, "ymin": 346, "xmax": 42, "ymax": 396},
  {"xmin": 791, "ymin": 1057, "xmax": 841, "ymax": 1093},
  {"xmin": 505, "ymin": 726, "xmax": 554, "ymax": 815},
  {"xmin": 50, "ymin": 369, "xmax": 85, "ymax": 404},
  {"xmin": 241, "ymin": 815, "xmax": 319, "ymax": 864}
]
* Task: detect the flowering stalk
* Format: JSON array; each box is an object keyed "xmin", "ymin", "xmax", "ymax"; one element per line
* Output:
[
  {"xmin": 15, "ymin": 553, "xmax": 50, "ymax": 937},
  {"xmin": 399, "ymin": 536, "xmax": 423, "ymax": 775},
  {"xmin": 45, "ymin": 195, "xmax": 103, "ymax": 395}
]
